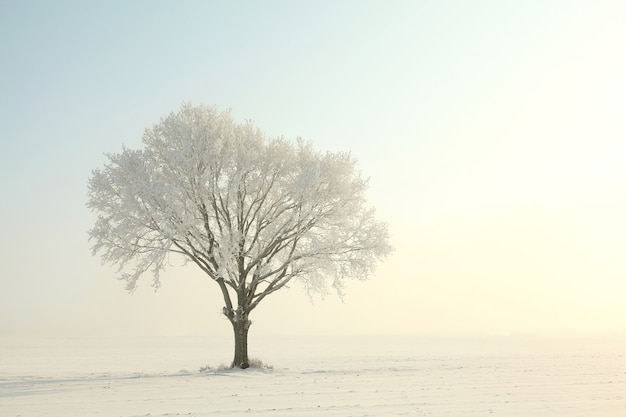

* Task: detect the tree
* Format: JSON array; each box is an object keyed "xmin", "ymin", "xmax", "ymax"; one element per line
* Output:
[{"xmin": 87, "ymin": 103, "xmax": 392, "ymax": 368}]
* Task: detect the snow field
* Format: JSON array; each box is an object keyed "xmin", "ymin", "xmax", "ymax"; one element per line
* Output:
[{"xmin": 1, "ymin": 336, "xmax": 624, "ymax": 416}]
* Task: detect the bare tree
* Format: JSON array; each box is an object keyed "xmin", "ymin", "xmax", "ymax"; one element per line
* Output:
[{"xmin": 87, "ymin": 103, "xmax": 392, "ymax": 368}]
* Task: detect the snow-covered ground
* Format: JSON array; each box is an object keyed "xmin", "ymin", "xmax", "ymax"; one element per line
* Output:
[{"xmin": 1, "ymin": 335, "xmax": 625, "ymax": 416}]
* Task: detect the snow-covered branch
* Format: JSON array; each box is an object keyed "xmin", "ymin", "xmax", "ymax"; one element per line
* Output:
[{"xmin": 88, "ymin": 103, "xmax": 392, "ymax": 310}]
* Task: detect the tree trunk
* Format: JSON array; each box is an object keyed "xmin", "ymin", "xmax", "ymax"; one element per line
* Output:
[{"xmin": 231, "ymin": 317, "xmax": 251, "ymax": 369}]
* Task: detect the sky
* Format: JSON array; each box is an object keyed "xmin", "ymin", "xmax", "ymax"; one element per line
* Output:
[{"xmin": 1, "ymin": 0, "xmax": 625, "ymax": 338}]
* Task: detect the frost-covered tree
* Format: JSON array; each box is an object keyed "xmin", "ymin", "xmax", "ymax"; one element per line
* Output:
[{"xmin": 88, "ymin": 103, "xmax": 392, "ymax": 368}]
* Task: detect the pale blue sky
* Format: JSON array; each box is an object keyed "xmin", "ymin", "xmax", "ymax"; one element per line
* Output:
[{"xmin": 1, "ymin": 1, "xmax": 625, "ymax": 337}]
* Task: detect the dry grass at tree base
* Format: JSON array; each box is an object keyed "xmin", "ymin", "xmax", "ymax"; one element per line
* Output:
[{"xmin": 199, "ymin": 357, "xmax": 273, "ymax": 373}]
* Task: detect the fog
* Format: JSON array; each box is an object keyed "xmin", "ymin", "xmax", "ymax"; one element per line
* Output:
[{"xmin": 1, "ymin": 1, "xmax": 625, "ymax": 339}]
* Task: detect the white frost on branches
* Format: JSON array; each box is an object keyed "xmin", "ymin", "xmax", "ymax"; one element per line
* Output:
[{"xmin": 88, "ymin": 103, "xmax": 392, "ymax": 310}]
